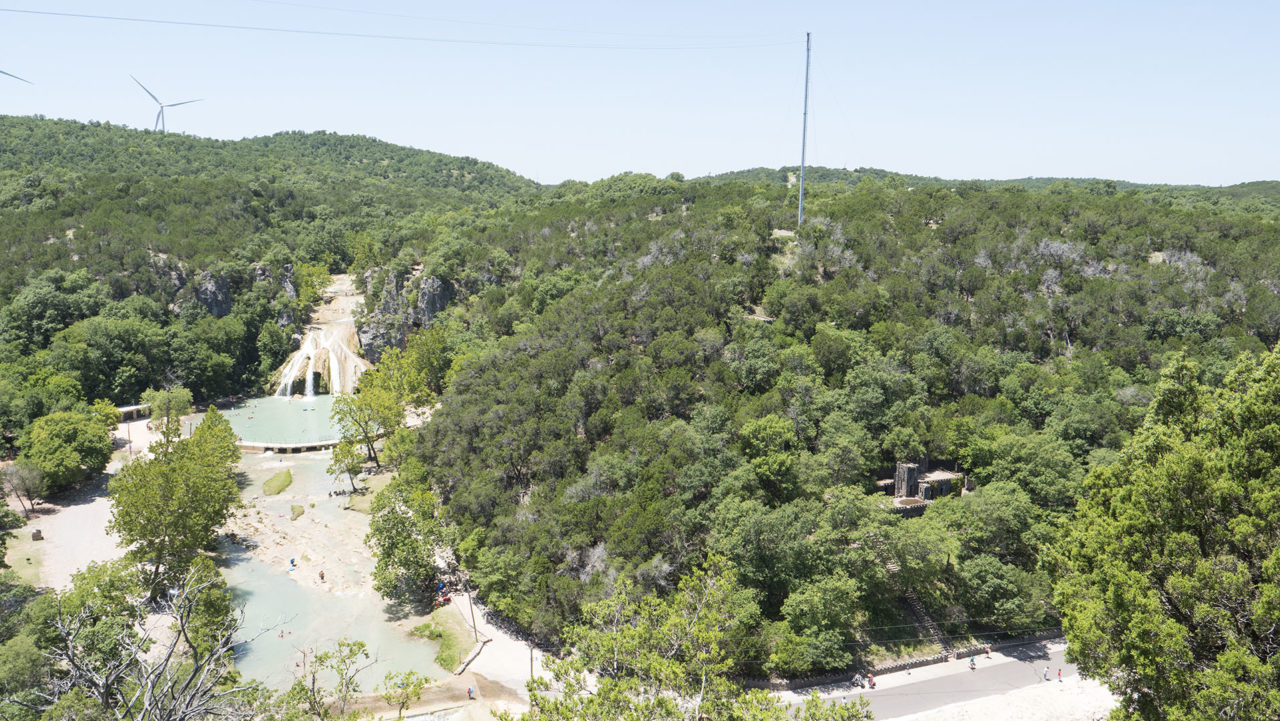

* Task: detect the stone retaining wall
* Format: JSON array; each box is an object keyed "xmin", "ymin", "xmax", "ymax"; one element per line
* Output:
[{"xmin": 736, "ymin": 629, "xmax": 1064, "ymax": 692}]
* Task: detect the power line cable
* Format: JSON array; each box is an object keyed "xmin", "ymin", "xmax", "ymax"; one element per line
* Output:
[
  {"xmin": 226, "ymin": 0, "xmax": 781, "ymax": 42},
  {"xmin": 0, "ymin": 8, "xmax": 798, "ymax": 51}
]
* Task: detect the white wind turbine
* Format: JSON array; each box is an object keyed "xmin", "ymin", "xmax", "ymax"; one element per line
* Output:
[
  {"xmin": 1, "ymin": 69, "xmax": 31, "ymax": 84},
  {"xmin": 131, "ymin": 75, "xmax": 201, "ymax": 132}
]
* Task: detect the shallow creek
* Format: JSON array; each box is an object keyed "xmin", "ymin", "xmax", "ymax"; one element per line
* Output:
[{"xmin": 220, "ymin": 410, "xmax": 444, "ymax": 689}]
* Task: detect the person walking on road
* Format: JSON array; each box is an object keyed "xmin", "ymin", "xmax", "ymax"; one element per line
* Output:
[
  {"xmin": 1043, "ymin": 666, "xmax": 1050, "ymax": 681},
  {"xmin": 969, "ymin": 656, "xmax": 976, "ymax": 671}
]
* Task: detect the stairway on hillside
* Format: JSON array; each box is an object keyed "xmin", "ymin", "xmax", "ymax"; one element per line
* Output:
[
  {"xmin": 867, "ymin": 534, "xmax": 952, "ymax": 659},
  {"xmin": 902, "ymin": 587, "xmax": 952, "ymax": 658}
]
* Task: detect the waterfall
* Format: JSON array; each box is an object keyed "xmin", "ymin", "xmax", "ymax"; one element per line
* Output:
[
  {"xmin": 274, "ymin": 342, "xmax": 309, "ymax": 397},
  {"xmin": 274, "ymin": 323, "xmax": 369, "ymax": 397},
  {"xmin": 304, "ymin": 350, "xmax": 317, "ymax": 398},
  {"xmin": 328, "ymin": 347, "xmax": 342, "ymax": 397}
]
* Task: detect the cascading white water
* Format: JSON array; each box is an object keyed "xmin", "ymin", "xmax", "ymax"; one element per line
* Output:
[
  {"xmin": 274, "ymin": 340, "xmax": 310, "ymax": 397},
  {"xmin": 327, "ymin": 347, "xmax": 341, "ymax": 397},
  {"xmin": 303, "ymin": 348, "xmax": 318, "ymax": 397},
  {"xmin": 274, "ymin": 324, "xmax": 369, "ymax": 397}
]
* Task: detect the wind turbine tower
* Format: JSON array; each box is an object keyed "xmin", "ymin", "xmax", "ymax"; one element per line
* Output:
[{"xmin": 131, "ymin": 75, "xmax": 201, "ymax": 132}]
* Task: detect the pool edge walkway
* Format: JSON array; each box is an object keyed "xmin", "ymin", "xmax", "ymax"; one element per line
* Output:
[{"xmin": 237, "ymin": 439, "xmax": 341, "ymax": 454}]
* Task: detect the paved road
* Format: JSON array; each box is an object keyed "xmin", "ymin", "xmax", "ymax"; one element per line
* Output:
[{"xmin": 825, "ymin": 648, "xmax": 1077, "ymax": 719}]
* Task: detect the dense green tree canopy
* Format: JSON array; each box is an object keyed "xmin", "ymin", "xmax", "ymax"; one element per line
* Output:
[
  {"xmin": 17, "ymin": 411, "xmax": 111, "ymax": 495},
  {"xmin": 108, "ymin": 406, "xmax": 240, "ymax": 593},
  {"xmin": 1055, "ymin": 350, "xmax": 1280, "ymax": 719},
  {"xmin": 11, "ymin": 115, "xmax": 1280, "ymax": 685},
  {"xmin": 352, "ymin": 154, "xmax": 1280, "ymax": 674}
]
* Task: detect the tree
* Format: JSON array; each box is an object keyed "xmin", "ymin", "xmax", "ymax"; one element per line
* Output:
[
  {"xmin": 326, "ymin": 439, "xmax": 364, "ymax": 493},
  {"xmin": 187, "ymin": 406, "xmax": 240, "ymax": 477},
  {"xmin": 184, "ymin": 556, "xmax": 235, "ymax": 657},
  {"xmin": 770, "ymin": 572, "xmax": 864, "ymax": 675},
  {"xmin": 500, "ymin": 557, "xmax": 870, "ymax": 721},
  {"xmin": 1054, "ymin": 352, "xmax": 1280, "ymax": 720},
  {"xmin": 89, "ymin": 399, "xmax": 121, "ymax": 433},
  {"xmin": 286, "ymin": 638, "xmax": 375, "ymax": 721},
  {"xmin": 107, "ymin": 412, "xmax": 239, "ymax": 594},
  {"xmin": 18, "ymin": 411, "xmax": 111, "ymax": 495},
  {"xmin": 739, "ymin": 414, "xmax": 799, "ymax": 501},
  {"xmin": 965, "ymin": 429, "xmax": 1082, "ymax": 512},
  {"xmin": 330, "ymin": 387, "xmax": 403, "ymax": 467},
  {"xmin": 957, "ymin": 554, "xmax": 1046, "ymax": 628},
  {"xmin": 0, "ymin": 508, "xmax": 23, "ymax": 563},
  {"xmin": 2, "ymin": 461, "xmax": 44, "ymax": 517},
  {"xmin": 356, "ymin": 331, "xmax": 445, "ymax": 409},
  {"xmin": 139, "ymin": 386, "xmax": 193, "ymax": 451},
  {"xmin": 30, "ymin": 566, "xmax": 254, "ymax": 721},
  {"xmin": 378, "ymin": 670, "xmax": 430, "ymax": 719},
  {"xmin": 366, "ymin": 479, "xmax": 445, "ymax": 602}
]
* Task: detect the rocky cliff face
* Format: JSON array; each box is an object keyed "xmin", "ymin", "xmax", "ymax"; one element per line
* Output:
[
  {"xmin": 416, "ymin": 274, "xmax": 454, "ymax": 324},
  {"xmin": 193, "ymin": 271, "xmax": 233, "ymax": 318},
  {"xmin": 160, "ymin": 260, "xmax": 299, "ymax": 323},
  {"xmin": 357, "ymin": 271, "xmax": 455, "ymax": 363}
]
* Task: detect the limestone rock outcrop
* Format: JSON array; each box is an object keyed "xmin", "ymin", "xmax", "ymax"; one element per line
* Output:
[{"xmin": 356, "ymin": 271, "xmax": 456, "ymax": 363}]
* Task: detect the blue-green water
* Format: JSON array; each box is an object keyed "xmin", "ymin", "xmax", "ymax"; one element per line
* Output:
[
  {"xmin": 222, "ymin": 550, "xmax": 443, "ymax": 689},
  {"xmin": 223, "ymin": 395, "xmax": 339, "ymax": 445},
  {"xmin": 220, "ymin": 436, "xmax": 444, "ymax": 689}
]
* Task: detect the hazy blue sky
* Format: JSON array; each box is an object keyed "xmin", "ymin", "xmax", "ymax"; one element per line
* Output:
[{"xmin": 0, "ymin": 1, "xmax": 1275, "ymax": 185}]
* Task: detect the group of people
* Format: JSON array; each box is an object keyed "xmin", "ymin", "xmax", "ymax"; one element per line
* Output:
[
  {"xmin": 287, "ymin": 557, "xmax": 325, "ymax": 582},
  {"xmin": 966, "ymin": 647, "xmax": 1063, "ymax": 684},
  {"xmin": 851, "ymin": 673, "xmax": 876, "ymax": 689}
]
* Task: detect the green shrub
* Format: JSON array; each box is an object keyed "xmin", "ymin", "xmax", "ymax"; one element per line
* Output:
[
  {"xmin": 411, "ymin": 616, "xmax": 464, "ymax": 669},
  {"xmin": 264, "ymin": 470, "xmax": 292, "ymax": 495},
  {"xmin": 411, "ymin": 621, "xmax": 443, "ymax": 640},
  {"xmin": 290, "ymin": 505, "xmax": 304, "ymax": 521}
]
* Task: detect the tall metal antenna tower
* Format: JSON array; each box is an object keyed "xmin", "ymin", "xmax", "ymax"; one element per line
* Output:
[{"xmin": 797, "ymin": 32, "xmax": 811, "ymax": 228}]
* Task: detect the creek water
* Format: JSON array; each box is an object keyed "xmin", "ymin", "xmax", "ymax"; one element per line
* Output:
[{"xmin": 220, "ymin": 440, "xmax": 445, "ymax": 689}]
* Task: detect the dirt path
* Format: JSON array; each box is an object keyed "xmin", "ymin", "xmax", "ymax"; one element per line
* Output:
[
  {"xmin": 0, "ymin": 418, "xmax": 169, "ymax": 589},
  {"xmin": 448, "ymin": 591, "xmax": 545, "ymax": 703},
  {"xmin": 4, "ymin": 472, "xmax": 124, "ymax": 589}
]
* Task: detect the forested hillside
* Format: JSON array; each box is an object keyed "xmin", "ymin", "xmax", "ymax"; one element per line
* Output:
[
  {"xmin": 7, "ymin": 114, "xmax": 1280, "ymax": 683},
  {"xmin": 0, "ymin": 115, "xmax": 536, "ymax": 446},
  {"xmin": 368, "ymin": 169, "xmax": 1280, "ymax": 675}
]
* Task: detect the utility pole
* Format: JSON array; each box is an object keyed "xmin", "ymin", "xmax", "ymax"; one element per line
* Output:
[
  {"xmin": 798, "ymin": 31, "xmax": 812, "ymax": 228},
  {"xmin": 467, "ymin": 588, "xmax": 478, "ymax": 642},
  {"xmin": 529, "ymin": 643, "xmax": 534, "ymax": 681}
]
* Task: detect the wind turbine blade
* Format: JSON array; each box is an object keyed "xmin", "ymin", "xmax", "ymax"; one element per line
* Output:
[
  {"xmin": 131, "ymin": 74, "xmax": 161, "ymax": 105},
  {"xmin": 154, "ymin": 108, "xmax": 163, "ymax": 132},
  {"xmin": 165, "ymin": 99, "xmax": 203, "ymax": 108},
  {"xmin": 0, "ymin": 69, "xmax": 32, "ymax": 84}
]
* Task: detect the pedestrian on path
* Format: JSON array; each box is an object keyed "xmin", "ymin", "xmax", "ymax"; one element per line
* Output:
[
  {"xmin": 1043, "ymin": 666, "xmax": 1050, "ymax": 681},
  {"xmin": 1058, "ymin": 668, "xmax": 1062, "ymax": 682}
]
